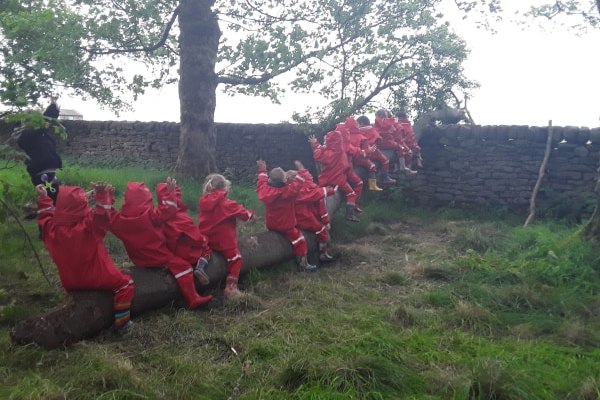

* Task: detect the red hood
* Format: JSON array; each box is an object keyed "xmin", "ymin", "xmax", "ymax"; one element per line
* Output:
[
  {"xmin": 199, "ymin": 189, "xmax": 228, "ymax": 212},
  {"xmin": 156, "ymin": 183, "xmax": 187, "ymax": 211},
  {"xmin": 375, "ymin": 117, "xmax": 395, "ymax": 129},
  {"xmin": 53, "ymin": 186, "xmax": 90, "ymax": 225},
  {"xmin": 324, "ymin": 130, "xmax": 343, "ymax": 151},
  {"xmin": 122, "ymin": 182, "xmax": 153, "ymax": 217},
  {"xmin": 345, "ymin": 117, "xmax": 360, "ymax": 134}
]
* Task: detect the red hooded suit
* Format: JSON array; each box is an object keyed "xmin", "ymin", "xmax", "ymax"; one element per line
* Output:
[
  {"xmin": 37, "ymin": 185, "xmax": 134, "ymax": 328},
  {"xmin": 257, "ymin": 167, "xmax": 307, "ymax": 257},
  {"xmin": 156, "ymin": 183, "xmax": 211, "ymax": 265},
  {"xmin": 295, "ymin": 169, "xmax": 333, "ymax": 244},
  {"xmin": 110, "ymin": 182, "xmax": 211, "ymax": 309},
  {"xmin": 198, "ymin": 189, "xmax": 254, "ymax": 279}
]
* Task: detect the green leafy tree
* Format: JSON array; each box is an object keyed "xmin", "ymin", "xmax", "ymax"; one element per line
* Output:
[{"xmin": 2, "ymin": 0, "xmax": 478, "ymax": 180}]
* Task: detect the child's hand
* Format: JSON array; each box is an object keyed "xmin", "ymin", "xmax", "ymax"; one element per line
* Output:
[
  {"xmin": 35, "ymin": 184, "xmax": 47, "ymax": 197},
  {"xmin": 166, "ymin": 177, "xmax": 177, "ymax": 191},
  {"xmin": 369, "ymin": 145, "xmax": 377, "ymax": 153},
  {"xmin": 92, "ymin": 182, "xmax": 113, "ymax": 194},
  {"xmin": 294, "ymin": 160, "xmax": 304, "ymax": 170},
  {"xmin": 256, "ymin": 159, "xmax": 267, "ymax": 170},
  {"xmin": 308, "ymin": 135, "xmax": 318, "ymax": 145}
]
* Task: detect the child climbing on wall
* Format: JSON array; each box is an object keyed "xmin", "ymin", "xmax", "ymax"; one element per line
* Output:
[
  {"xmin": 110, "ymin": 178, "xmax": 212, "ymax": 309},
  {"xmin": 198, "ymin": 174, "xmax": 254, "ymax": 297},
  {"xmin": 309, "ymin": 130, "xmax": 361, "ymax": 222},
  {"xmin": 36, "ymin": 182, "xmax": 135, "ymax": 334},
  {"xmin": 155, "ymin": 181, "xmax": 212, "ymax": 286},
  {"xmin": 256, "ymin": 159, "xmax": 317, "ymax": 272}
]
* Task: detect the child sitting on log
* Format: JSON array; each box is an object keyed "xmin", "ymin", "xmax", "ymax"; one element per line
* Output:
[
  {"xmin": 36, "ymin": 182, "xmax": 135, "ymax": 334},
  {"xmin": 110, "ymin": 178, "xmax": 212, "ymax": 309},
  {"xmin": 156, "ymin": 181, "xmax": 212, "ymax": 286},
  {"xmin": 198, "ymin": 174, "xmax": 254, "ymax": 297},
  {"xmin": 309, "ymin": 130, "xmax": 361, "ymax": 222},
  {"xmin": 256, "ymin": 159, "xmax": 317, "ymax": 272},
  {"xmin": 289, "ymin": 160, "xmax": 336, "ymax": 263}
]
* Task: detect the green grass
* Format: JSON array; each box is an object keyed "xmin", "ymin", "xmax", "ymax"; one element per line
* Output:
[{"xmin": 1, "ymin": 164, "xmax": 600, "ymax": 399}]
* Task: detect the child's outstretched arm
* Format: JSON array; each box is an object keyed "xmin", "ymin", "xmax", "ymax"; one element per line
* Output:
[
  {"xmin": 91, "ymin": 182, "xmax": 116, "ymax": 238},
  {"xmin": 153, "ymin": 177, "xmax": 179, "ymax": 224}
]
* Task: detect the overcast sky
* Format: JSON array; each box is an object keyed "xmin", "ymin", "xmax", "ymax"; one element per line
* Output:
[{"xmin": 64, "ymin": 2, "xmax": 600, "ymax": 128}]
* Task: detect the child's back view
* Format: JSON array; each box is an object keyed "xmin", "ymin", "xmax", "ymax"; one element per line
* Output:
[
  {"xmin": 36, "ymin": 183, "xmax": 135, "ymax": 334},
  {"xmin": 110, "ymin": 179, "xmax": 212, "ymax": 309},
  {"xmin": 256, "ymin": 160, "xmax": 317, "ymax": 272},
  {"xmin": 198, "ymin": 174, "xmax": 254, "ymax": 297}
]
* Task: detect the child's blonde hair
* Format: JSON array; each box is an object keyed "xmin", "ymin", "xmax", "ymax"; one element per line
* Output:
[
  {"xmin": 203, "ymin": 173, "xmax": 231, "ymax": 194},
  {"xmin": 268, "ymin": 167, "xmax": 286, "ymax": 184}
]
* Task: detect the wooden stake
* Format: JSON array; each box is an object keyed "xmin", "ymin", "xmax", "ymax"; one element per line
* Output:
[{"xmin": 524, "ymin": 120, "xmax": 553, "ymax": 227}]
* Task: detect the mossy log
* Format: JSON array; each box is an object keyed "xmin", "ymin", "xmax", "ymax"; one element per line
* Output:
[{"xmin": 10, "ymin": 193, "xmax": 343, "ymax": 349}]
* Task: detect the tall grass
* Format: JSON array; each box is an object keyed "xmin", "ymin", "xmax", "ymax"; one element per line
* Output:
[{"xmin": 1, "ymin": 164, "xmax": 600, "ymax": 399}]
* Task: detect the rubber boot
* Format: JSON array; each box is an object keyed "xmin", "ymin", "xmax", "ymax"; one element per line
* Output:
[
  {"xmin": 345, "ymin": 204, "xmax": 360, "ymax": 222},
  {"xmin": 367, "ymin": 178, "xmax": 383, "ymax": 191},
  {"xmin": 194, "ymin": 257, "xmax": 210, "ymax": 286},
  {"xmin": 224, "ymin": 274, "xmax": 242, "ymax": 297},
  {"xmin": 318, "ymin": 243, "xmax": 335, "ymax": 263},
  {"xmin": 380, "ymin": 172, "xmax": 396, "ymax": 185},
  {"xmin": 399, "ymin": 157, "xmax": 417, "ymax": 175},
  {"xmin": 297, "ymin": 255, "xmax": 318, "ymax": 272},
  {"xmin": 177, "ymin": 274, "xmax": 212, "ymax": 309}
]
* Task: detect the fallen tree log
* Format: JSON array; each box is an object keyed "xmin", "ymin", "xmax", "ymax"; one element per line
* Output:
[{"xmin": 10, "ymin": 193, "xmax": 343, "ymax": 349}]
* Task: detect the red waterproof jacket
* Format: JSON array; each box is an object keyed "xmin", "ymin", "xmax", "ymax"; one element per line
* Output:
[
  {"xmin": 359, "ymin": 125, "xmax": 382, "ymax": 146},
  {"xmin": 257, "ymin": 168, "xmax": 304, "ymax": 231},
  {"xmin": 396, "ymin": 117, "xmax": 419, "ymax": 149},
  {"xmin": 345, "ymin": 117, "xmax": 368, "ymax": 152},
  {"xmin": 374, "ymin": 117, "xmax": 400, "ymax": 149},
  {"xmin": 313, "ymin": 130, "xmax": 350, "ymax": 187},
  {"xmin": 110, "ymin": 182, "xmax": 178, "ymax": 267},
  {"xmin": 198, "ymin": 189, "xmax": 253, "ymax": 252},
  {"xmin": 37, "ymin": 186, "xmax": 130, "ymax": 291},
  {"xmin": 336, "ymin": 122, "xmax": 361, "ymax": 157},
  {"xmin": 295, "ymin": 169, "xmax": 333, "ymax": 229},
  {"xmin": 156, "ymin": 183, "xmax": 210, "ymax": 263}
]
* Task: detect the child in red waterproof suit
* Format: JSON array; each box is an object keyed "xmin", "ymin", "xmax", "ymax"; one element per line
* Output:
[
  {"xmin": 36, "ymin": 183, "xmax": 135, "ymax": 333},
  {"xmin": 374, "ymin": 109, "xmax": 417, "ymax": 176},
  {"xmin": 110, "ymin": 179, "xmax": 212, "ymax": 309},
  {"xmin": 256, "ymin": 159, "xmax": 317, "ymax": 272},
  {"xmin": 156, "ymin": 181, "xmax": 212, "ymax": 286},
  {"xmin": 290, "ymin": 160, "xmax": 336, "ymax": 262},
  {"xmin": 344, "ymin": 116, "xmax": 396, "ymax": 188},
  {"xmin": 198, "ymin": 174, "xmax": 254, "ymax": 297},
  {"xmin": 395, "ymin": 111, "xmax": 423, "ymax": 169},
  {"xmin": 356, "ymin": 115, "xmax": 397, "ymax": 184},
  {"xmin": 309, "ymin": 130, "xmax": 360, "ymax": 222}
]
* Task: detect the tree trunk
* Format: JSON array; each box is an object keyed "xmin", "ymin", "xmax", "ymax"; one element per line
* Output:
[
  {"xmin": 174, "ymin": 0, "xmax": 220, "ymax": 180},
  {"xmin": 10, "ymin": 194, "xmax": 343, "ymax": 349}
]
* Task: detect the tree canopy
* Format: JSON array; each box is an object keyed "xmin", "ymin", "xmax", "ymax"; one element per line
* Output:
[{"xmin": 1, "ymin": 0, "xmax": 481, "ymax": 121}]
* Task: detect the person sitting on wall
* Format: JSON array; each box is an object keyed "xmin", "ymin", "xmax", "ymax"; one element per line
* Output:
[
  {"xmin": 374, "ymin": 108, "xmax": 417, "ymax": 176},
  {"xmin": 356, "ymin": 115, "xmax": 397, "ymax": 184},
  {"xmin": 309, "ymin": 130, "xmax": 361, "ymax": 222},
  {"xmin": 395, "ymin": 110, "xmax": 423, "ymax": 169},
  {"xmin": 345, "ymin": 116, "xmax": 396, "ymax": 188}
]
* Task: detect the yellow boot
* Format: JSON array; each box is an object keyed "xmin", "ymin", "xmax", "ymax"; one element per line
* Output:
[{"xmin": 368, "ymin": 178, "xmax": 383, "ymax": 191}]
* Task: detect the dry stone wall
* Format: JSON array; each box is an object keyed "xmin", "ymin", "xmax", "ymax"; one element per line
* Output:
[
  {"xmin": 2, "ymin": 120, "xmax": 599, "ymax": 217},
  {"xmin": 409, "ymin": 124, "xmax": 600, "ymax": 217}
]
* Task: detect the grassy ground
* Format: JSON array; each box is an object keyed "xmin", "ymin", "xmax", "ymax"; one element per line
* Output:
[{"xmin": 1, "ymin": 164, "xmax": 600, "ymax": 399}]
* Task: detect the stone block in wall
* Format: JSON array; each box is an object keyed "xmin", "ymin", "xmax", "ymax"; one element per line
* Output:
[
  {"xmin": 562, "ymin": 126, "xmax": 581, "ymax": 143},
  {"xmin": 589, "ymin": 128, "xmax": 600, "ymax": 145},
  {"xmin": 529, "ymin": 126, "xmax": 548, "ymax": 142},
  {"xmin": 551, "ymin": 126, "xmax": 564, "ymax": 145},
  {"xmin": 574, "ymin": 146, "xmax": 590, "ymax": 158},
  {"xmin": 494, "ymin": 126, "xmax": 509, "ymax": 141}
]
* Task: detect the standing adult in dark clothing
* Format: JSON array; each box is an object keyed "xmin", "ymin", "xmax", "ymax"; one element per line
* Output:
[{"xmin": 13, "ymin": 102, "xmax": 63, "ymax": 204}]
